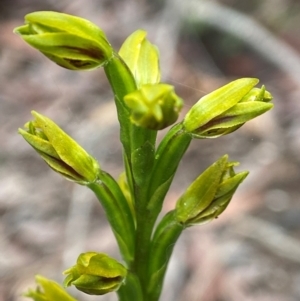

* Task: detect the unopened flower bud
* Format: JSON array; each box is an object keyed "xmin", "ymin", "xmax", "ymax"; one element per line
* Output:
[
  {"xmin": 124, "ymin": 83, "xmax": 183, "ymax": 130},
  {"xmin": 183, "ymin": 78, "xmax": 273, "ymax": 138},
  {"xmin": 119, "ymin": 29, "xmax": 160, "ymax": 87},
  {"xmin": 240, "ymin": 85, "xmax": 272, "ymax": 102},
  {"xmin": 24, "ymin": 275, "xmax": 77, "ymax": 301},
  {"xmin": 176, "ymin": 155, "xmax": 248, "ymax": 226},
  {"xmin": 19, "ymin": 111, "xmax": 99, "ymax": 184},
  {"xmin": 63, "ymin": 252, "xmax": 127, "ymax": 295},
  {"xmin": 14, "ymin": 11, "xmax": 113, "ymax": 70}
]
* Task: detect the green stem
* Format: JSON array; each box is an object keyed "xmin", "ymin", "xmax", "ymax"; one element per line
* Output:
[
  {"xmin": 104, "ymin": 52, "xmax": 158, "ymax": 299},
  {"xmin": 117, "ymin": 272, "xmax": 144, "ymax": 301},
  {"xmin": 104, "ymin": 48, "xmax": 190, "ymax": 301},
  {"xmin": 131, "ymin": 124, "xmax": 191, "ymax": 297},
  {"xmin": 147, "ymin": 210, "xmax": 184, "ymax": 301},
  {"xmin": 132, "ymin": 205, "xmax": 154, "ymax": 295},
  {"xmin": 87, "ymin": 171, "xmax": 135, "ymax": 265},
  {"xmin": 104, "ymin": 52, "xmax": 136, "ymax": 160}
]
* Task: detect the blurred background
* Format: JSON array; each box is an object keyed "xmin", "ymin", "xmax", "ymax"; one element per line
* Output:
[{"xmin": 1, "ymin": 0, "xmax": 300, "ymax": 300}]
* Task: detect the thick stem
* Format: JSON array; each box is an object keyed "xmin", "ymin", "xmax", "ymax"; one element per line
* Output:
[
  {"xmin": 117, "ymin": 272, "xmax": 144, "ymax": 301},
  {"xmin": 87, "ymin": 172, "xmax": 135, "ymax": 265},
  {"xmin": 104, "ymin": 53, "xmax": 157, "ymax": 300},
  {"xmin": 132, "ymin": 206, "xmax": 155, "ymax": 295},
  {"xmin": 104, "ymin": 52, "xmax": 136, "ymax": 160},
  {"xmin": 131, "ymin": 125, "xmax": 191, "ymax": 297},
  {"xmin": 147, "ymin": 211, "xmax": 184, "ymax": 301}
]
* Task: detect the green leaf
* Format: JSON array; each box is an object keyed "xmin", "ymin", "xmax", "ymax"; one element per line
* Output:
[{"xmin": 147, "ymin": 123, "xmax": 192, "ymax": 213}]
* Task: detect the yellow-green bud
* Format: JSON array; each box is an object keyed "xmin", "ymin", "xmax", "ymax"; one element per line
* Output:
[
  {"xmin": 176, "ymin": 155, "xmax": 248, "ymax": 226},
  {"xmin": 19, "ymin": 111, "xmax": 100, "ymax": 184},
  {"xmin": 183, "ymin": 78, "xmax": 273, "ymax": 138},
  {"xmin": 63, "ymin": 252, "xmax": 127, "ymax": 295},
  {"xmin": 24, "ymin": 275, "xmax": 77, "ymax": 301},
  {"xmin": 119, "ymin": 29, "xmax": 161, "ymax": 88},
  {"xmin": 239, "ymin": 85, "xmax": 272, "ymax": 103},
  {"xmin": 124, "ymin": 83, "xmax": 183, "ymax": 130},
  {"xmin": 14, "ymin": 11, "xmax": 113, "ymax": 70}
]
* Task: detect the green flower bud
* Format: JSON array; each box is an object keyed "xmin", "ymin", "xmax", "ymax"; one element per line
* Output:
[
  {"xmin": 176, "ymin": 155, "xmax": 248, "ymax": 226},
  {"xmin": 119, "ymin": 29, "xmax": 161, "ymax": 88},
  {"xmin": 124, "ymin": 83, "xmax": 183, "ymax": 130},
  {"xmin": 183, "ymin": 78, "xmax": 273, "ymax": 138},
  {"xmin": 24, "ymin": 275, "xmax": 77, "ymax": 301},
  {"xmin": 63, "ymin": 252, "xmax": 127, "ymax": 295},
  {"xmin": 240, "ymin": 85, "xmax": 272, "ymax": 103},
  {"xmin": 19, "ymin": 111, "xmax": 99, "ymax": 184},
  {"xmin": 14, "ymin": 11, "xmax": 113, "ymax": 70}
]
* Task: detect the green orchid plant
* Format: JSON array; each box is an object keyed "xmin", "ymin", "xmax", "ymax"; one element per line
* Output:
[{"xmin": 14, "ymin": 11, "xmax": 273, "ymax": 301}]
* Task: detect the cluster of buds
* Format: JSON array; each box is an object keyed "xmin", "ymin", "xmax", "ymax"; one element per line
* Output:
[{"xmin": 14, "ymin": 10, "xmax": 274, "ymax": 301}]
